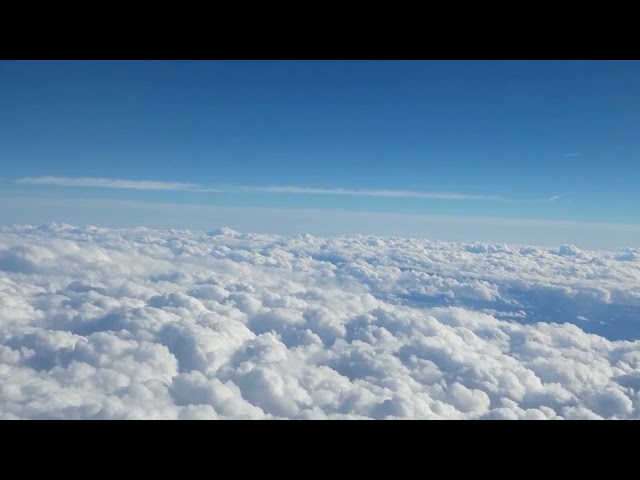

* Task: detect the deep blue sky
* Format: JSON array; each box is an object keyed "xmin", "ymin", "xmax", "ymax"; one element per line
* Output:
[{"xmin": 1, "ymin": 60, "xmax": 639, "ymax": 246}]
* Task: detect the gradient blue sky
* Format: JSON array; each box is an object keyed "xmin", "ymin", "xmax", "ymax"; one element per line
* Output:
[{"xmin": 1, "ymin": 60, "xmax": 639, "ymax": 247}]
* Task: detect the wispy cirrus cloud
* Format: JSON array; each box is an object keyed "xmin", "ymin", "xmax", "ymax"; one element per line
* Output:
[
  {"xmin": 546, "ymin": 192, "xmax": 575, "ymax": 202},
  {"xmin": 231, "ymin": 185, "xmax": 508, "ymax": 201},
  {"xmin": 564, "ymin": 153, "xmax": 582, "ymax": 157},
  {"xmin": 17, "ymin": 176, "xmax": 200, "ymax": 191},
  {"xmin": 15, "ymin": 176, "xmax": 507, "ymax": 201}
]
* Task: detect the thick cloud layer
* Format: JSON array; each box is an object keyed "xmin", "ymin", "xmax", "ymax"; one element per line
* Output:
[{"xmin": 1, "ymin": 224, "xmax": 639, "ymax": 419}]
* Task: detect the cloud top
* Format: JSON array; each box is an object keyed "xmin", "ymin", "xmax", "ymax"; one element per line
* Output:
[{"xmin": 1, "ymin": 224, "xmax": 639, "ymax": 419}]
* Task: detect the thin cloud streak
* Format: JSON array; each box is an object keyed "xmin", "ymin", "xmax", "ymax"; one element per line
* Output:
[
  {"xmin": 545, "ymin": 192, "xmax": 575, "ymax": 202},
  {"xmin": 16, "ymin": 177, "xmax": 508, "ymax": 201},
  {"xmin": 235, "ymin": 185, "xmax": 508, "ymax": 201},
  {"xmin": 17, "ymin": 176, "xmax": 200, "ymax": 191}
]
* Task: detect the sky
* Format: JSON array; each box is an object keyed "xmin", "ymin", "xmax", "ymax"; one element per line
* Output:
[{"xmin": 1, "ymin": 60, "xmax": 639, "ymax": 248}]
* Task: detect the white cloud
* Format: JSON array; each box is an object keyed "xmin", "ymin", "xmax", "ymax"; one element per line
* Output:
[
  {"xmin": 233, "ymin": 185, "xmax": 507, "ymax": 201},
  {"xmin": 1, "ymin": 224, "xmax": 639, "ymax": 419},
  {"xmin": 17, "ymin": 176, "xmax": 201, "ymax": 191},
  {"xmin": 565, "ymin": 153, "xmax": 582, "ymax": 157},
  {"xmin": 14, "ymin": 177, "xmax": 505, "ymax": 201}
]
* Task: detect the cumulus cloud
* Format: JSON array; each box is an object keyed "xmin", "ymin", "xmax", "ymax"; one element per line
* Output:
[{"xmin": 0, "ymin": 224, "xmax": 639, "ymax": 419}]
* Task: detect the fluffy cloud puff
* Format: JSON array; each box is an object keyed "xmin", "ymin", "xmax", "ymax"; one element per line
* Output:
[{"xmin": 0, "ymin": 223, "xmax": 639, "ymax": 419}]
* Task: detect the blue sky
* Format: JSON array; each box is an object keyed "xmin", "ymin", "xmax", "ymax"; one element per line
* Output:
[{"xmin": 1, "ymin": 60, "xmax": 639, "ymax": 247}]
